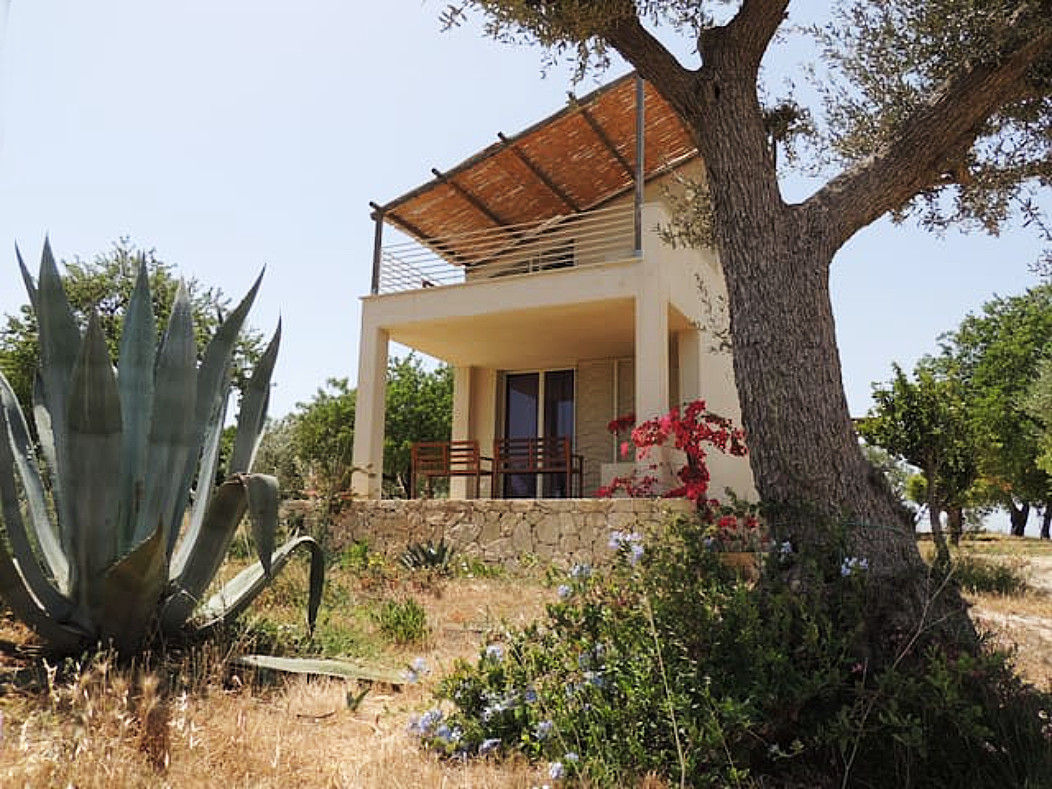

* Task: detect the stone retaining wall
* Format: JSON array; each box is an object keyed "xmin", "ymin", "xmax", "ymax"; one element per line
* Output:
[{"xmin": 328, "ymin": 498, "xmax": 695, "ymax": 566}]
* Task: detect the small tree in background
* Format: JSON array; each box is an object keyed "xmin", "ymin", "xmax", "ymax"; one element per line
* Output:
[
  {"xmin": 941, "ymin": 285, "xmax": 1052, "ymax": 536},
  {"xmin": 254, "ymin": 354, "xmax": 453, "ymax": 502},
  {"xmin": 383, "ymin": 355, "xmax": 453, "ymax": 496},
  {"xmin": 0, "ymin": 238, "xmax": 265, "ymax": 416},
  {"xmin": 858, "ymin": 363, "xmax": 978, "ymax": 564}
]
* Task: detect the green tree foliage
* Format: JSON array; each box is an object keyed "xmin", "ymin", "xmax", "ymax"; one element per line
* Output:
[
  {"xmin": 858, "ymin": 363, "xmax": 978, "ymax": 563},
  {"xmin": 290, "ymin": 377, "xmax": 356, "ymax": 495},
  {"xmin": 0, "ymin": 238, "xmax": 264, "ymax": 415},
  {"xmin": 383, "ymin": 354, "xmax": 453, "ymax": 496},
  {"xmin": 257, "ymin": 354, "xmax": 452, "ymax": 499},
  {"xmin": 940, "ymin": 285, "xmax": 1052, "ymax": 534}
]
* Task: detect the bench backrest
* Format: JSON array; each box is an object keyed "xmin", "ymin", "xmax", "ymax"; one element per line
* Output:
[
  {"xmin": 411, "ymin": 440, "xmax": 482, "ymax": 474},
  {"xmin": 493, "ymin": 436, "xmax": 571, "ymax": 472}
]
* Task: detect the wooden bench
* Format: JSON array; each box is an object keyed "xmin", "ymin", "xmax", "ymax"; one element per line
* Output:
[
  {"xmin": 410, "ymin": 440, "xmax": 492, "ymax": 498},
  {"xmin": 492, "ymin": 436, "xmax": 583, "ymax": 498}
]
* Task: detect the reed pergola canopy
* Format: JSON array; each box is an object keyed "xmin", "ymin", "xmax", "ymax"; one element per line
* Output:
[{"xmin": 370, "ymin": 72, "xmax": 699, "ymax": 265}]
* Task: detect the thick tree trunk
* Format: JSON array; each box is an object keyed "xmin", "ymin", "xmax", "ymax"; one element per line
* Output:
[
  {"xmin": 947, "ymin": 506, "xmax": 964, "ymax": 547},
  {"xmin": 1010, "ymin": 501, "xmax": 1030, "ymax": 537},
  {"xmin": 663, "ymin": 39, "xmax": 973, "ymax": 660},
  {"xmin": 927, "ymin": 495, "xmax": 950, "ymax": 565},
  {"xmin": 1041, "ymin": 505, "xmax": 1051, "ymax": 540}
]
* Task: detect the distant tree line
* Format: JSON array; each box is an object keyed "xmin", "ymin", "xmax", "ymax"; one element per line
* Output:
[
  {"xmin": 0, "ymin": 240, "xmax": 452, "ymax": 504},
  {"xmin": 254, "ymin": 355, "xmax": 452, "ymax": 500},
  {"xmin": 860, "ymin": 284, "xmax": 1052, "ymax": 556}
]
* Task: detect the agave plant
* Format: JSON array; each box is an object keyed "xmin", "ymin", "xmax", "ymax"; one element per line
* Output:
[
  {"xmin": 399, "ymin": 539, "xmax": 455, "ymax": 574},
  {"xmin": 0, "ymin": 242, "xmax": 322, "ymax": 655}
]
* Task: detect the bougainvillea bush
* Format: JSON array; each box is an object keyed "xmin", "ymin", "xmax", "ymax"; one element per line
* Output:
[
  {"xmin": 598, "ymin": 399, "xmax": 748, "ymax": 506},
  {"xmin": 411, "ymin": 517, "xmax": 1052, "ymax": 787},
  {"xmin": 599, "ymin": 400, "xmax": 768, "ymax": 554}
]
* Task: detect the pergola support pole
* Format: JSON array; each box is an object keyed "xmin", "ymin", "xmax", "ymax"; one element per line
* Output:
[
  {"xmin": 369, "ymin": 202, "xmax": 385, "ymax": 295},
  {"xmin": 634, "ymin": 74, "xmax": 645, "ymax": 257}
]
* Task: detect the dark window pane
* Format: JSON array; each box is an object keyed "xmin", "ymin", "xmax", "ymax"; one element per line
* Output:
[
  {"xmin": 543, "ymin": 370, "xmax": 574, "ymax": 497},
  {"xmin": 504, "ymin": 373, "xmax": 538, "ymax": 498}
]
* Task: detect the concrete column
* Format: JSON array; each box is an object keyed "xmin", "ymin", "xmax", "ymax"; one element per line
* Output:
[
  {"xmin": 350, "ymin": 319, "xmax": 389, "ymax": 499},
  {"xmin": 634, "ymin": 280, "xmax": 672, "ymax": 487},
  {"xmin": 677, "ymin": 328, "xmax": 703, "ymax": 406},
  {"xmin": 634, "ymin": 292, "xmax": 669, "ymax": 422},
  {"xmin": 450, "ymin": 366, "xmax": 472, "ymax": 499}
]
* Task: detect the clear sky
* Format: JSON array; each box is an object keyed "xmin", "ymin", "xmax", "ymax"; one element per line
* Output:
[{"xmin": 0, "ymin": 0, "xmax": 1047, "ymax": 424}]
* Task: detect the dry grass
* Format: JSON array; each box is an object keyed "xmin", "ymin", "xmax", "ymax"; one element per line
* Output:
[
  {"xmin": 0, "ymin": 564, "xmax": 554, "ymax": 788},
  {"xmin": 946, "ymin": 534, "xmax": 1052, "ymax": 692},
  {"xmin": 5, "ymin": 534, "xmax": 1052, "ymax": 786}
]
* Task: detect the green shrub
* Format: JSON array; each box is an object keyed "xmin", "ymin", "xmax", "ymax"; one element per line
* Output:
[
  {"xmin": 951, "ymin": 554, "xmax": 1029, "ymax": 595},
  {"xmin": 374, "ymin": 598, "xmax": 429, "ymax": 646},
  {"xmin": 340, "ymin": 540, "xmax": 373, "ymax": 572},
  {"xmin": 412, "ymin": 517, "xmax": 1052, "ymax": 788},
  {"xmin": 400, "ymin": 539, "xmax": 456, "ymax": 574}
]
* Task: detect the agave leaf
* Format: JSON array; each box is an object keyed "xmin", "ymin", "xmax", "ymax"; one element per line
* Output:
[
  {"xmin": 168, "ymin": 271, "xmax": 262, "ymax": 557},
  {"xmin": 178, "ymin": 392, "xmax": 228, "ymax": 561},
  {"xmin": 16, "ymin": 245, "xmax": 37, "ymax": 311},
  {"xmin": 0, "ymin": 371, "xmax": 68, "ymax": 590},
  {"xmin": 67, "ymin": 313, "xmax": 123, "ymax": 618},
  {"xmin": 134, "ymin": 283, "xmax": 196, "ymax": 548},
  {"xmin": 35, "ymin": 240, "xmax": 81, "ymax": 568},
  {"xmin": 32, "ymin": 373, "xmax": 58, "ymax": 485},
  {"xmin": 116, "ymin": 262, "xmax": 156, "ymax": 553},
  {"xmin": 161, "ymin": 476, "xmax": 248, "ymax": 631},
  {"xmin": 0, "ymin": 531, "xmax": 87, "ymax": 653},
  {"xmin": 97, "ymin": 523, "xmax": 166, "ymax": 655},
  {"xmin": 244, "ymin": 473, "xmax": 278, "ymax": 575},
  {"xmin": 232, "ymin": 655, "xmax": 403, "ymax": 684},
  {"xmin": 0, "ymin": 376, "xmax": 75, "ymax": 622},
  {"xmin": 194, "ymin": 534, "xmax": 323, "ymax": 633},
  {"xmin": 228, "ymin": 320, "xmax": 281, "ymax": 475}
]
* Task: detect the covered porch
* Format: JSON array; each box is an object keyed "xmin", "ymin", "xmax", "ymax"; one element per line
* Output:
[{"xmin": 349, "ymin": 206, "xmax": 744, "ymax": 500}]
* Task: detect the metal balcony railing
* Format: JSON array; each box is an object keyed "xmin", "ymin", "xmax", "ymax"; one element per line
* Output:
[{"xmin": 376, "ymin": 205, "xmax": 637, "ymax": 295}]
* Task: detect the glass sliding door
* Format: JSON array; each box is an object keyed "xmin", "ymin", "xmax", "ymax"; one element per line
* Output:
[
  {"xmin": 502, "ymin": 369, "xmax": 575, "ymax": 498},
  {"xmin": 503, "ymin": 373, "xmax": 539, "ymax": 498},
  {"xmin": 542, "ymin": 370, "xmax": 575, "ymax": 497}
]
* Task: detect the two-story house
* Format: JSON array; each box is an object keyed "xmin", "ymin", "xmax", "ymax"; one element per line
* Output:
[{"xmin": 350, "ymin": 72, "xmax": 754, "ymax": 502}]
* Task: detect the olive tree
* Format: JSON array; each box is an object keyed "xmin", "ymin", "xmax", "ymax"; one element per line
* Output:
[{"xmin": 443, "ymin": 0, "xmax": 1051, "ymax": 651}]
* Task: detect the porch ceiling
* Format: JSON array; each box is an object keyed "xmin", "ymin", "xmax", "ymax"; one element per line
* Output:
[
  {"xmin": 388, "ymin": 299, "xmax": 693, "ymax": 369},
  {"xmin": 374, "ymin": 72, "xmax": 698, "ymax": 262}
]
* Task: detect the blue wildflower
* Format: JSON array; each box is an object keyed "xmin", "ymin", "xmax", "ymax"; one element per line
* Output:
[
  {"xmin": 549, "ymin": 761, "xmax": 565, "ymax": 780},
  {"xmin": 535, "ymin": 720, "xmax": 554, "ymax": 740},
  {"xmin": 629, "ymin": 542, "xmax": 645, "ymax": 565},
  {"xmin": 524, "ymin": 686, "xmax": 538, "ymax": 704},
  {"xmin": 564, "ymin": 751, "xmax": 579, "ymax": 762},
  {"xmin": 418, "ymin": 708, "xmax": 443, "ymax": 734},
  {"xmin": 479, "ymin": 738, "xmax": 502, "ymax": 755},
  {"xmin": 485, "ymin": 644, "xmax": 504, "ymax": 662},
  {"xmin": 557, "ymin": 584, "xmax": 573, "ymax": 600},
  {"xmin": 570, "ymin": 563, "xmax": 592, "ymax": 579},
  {"xmin": 841, "ymin": 556, "xmax": 869, "ymax": 576},
  {"xmin": 778, "ymin": 540, "xmax": 793, "ymax": 558},
  {"xmin": 404, "ymin": 656, "xmax": 430, "ymax": 683}
]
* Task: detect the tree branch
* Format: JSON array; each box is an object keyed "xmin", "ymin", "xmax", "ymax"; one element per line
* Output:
[
  {"xmin": 604, "ymin": 11, "xmax": 699, "ymax": 120},
  {"xmin": 806, "ymin": 25, "xmax": 1052, "ymax": 251},
  {"xmin": 719, "ymin": 0, "xmax": 790, "ymax": 70}
]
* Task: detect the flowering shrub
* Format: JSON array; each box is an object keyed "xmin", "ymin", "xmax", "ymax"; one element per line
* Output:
[
  {"xmin": 410, "ymin": 518, "xmax": 1052, "ymax": 787},
  {"xmin": 598, "ymin": 399, "xmax": 747, "ymax": 507},
  {"xmin": 600, "ymin": 400, "xmax": 767, "ymax": 555}
]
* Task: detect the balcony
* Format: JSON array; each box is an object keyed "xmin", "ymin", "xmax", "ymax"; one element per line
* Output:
[{"xmin": 375, "ymin": 204, "xmax": 637, "ymax": 295}]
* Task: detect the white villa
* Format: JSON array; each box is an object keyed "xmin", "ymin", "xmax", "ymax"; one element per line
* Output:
[{"xmin": 350, "ymin": 73, "xmax": 754, "ymax": 503}]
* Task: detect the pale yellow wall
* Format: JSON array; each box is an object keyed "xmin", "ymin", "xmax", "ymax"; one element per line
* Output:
[{"xmin": 576, "ymin": 359, "xmax": 615, "ymax": 495}]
